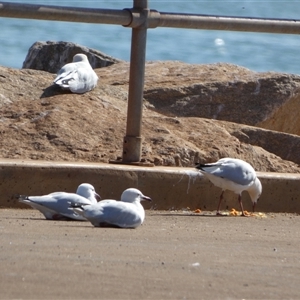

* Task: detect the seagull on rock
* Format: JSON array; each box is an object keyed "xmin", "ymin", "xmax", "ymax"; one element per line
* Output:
[
  {"xmin": 71, "ymin": 188, "xmax": 152, "ymax": 228},
  {"xmin": 19, "ymin": 183, "xmax": 101, "ymax": 220},
  {"xmin": 195, "ymin": 158, "xmax": 262, "ymax": 216},
  {"xmin": 53, "ymin": 53, "xmax": 98, "ymax": 94}
]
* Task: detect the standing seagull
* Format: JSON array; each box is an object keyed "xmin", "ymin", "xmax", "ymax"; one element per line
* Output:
[
  {"xmin": 19, "ymin": 183, "xmax": 101, "ymax": 220},
  {"xmin": 71, "ymin": 188, "xmax": 152, "ymax": 228},
  {"xmin": 53, "ymin": 53, "xmax": 98, "ymax": 94},
  {"xmin": 195, "ymin": 158, "xmax": 262, "ymax": 216}
]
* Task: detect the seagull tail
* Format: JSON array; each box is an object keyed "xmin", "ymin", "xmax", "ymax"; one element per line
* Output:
[
  {"xmin": 68, "ymin": 202, "xmax": 87, "ymax": 216},
  {"xmin": 195, "ymin": 162, "xmax": 219, "ymax": 171},
  {"xmin": 54, "ymin": 71, "xmax": 75, "ymax": 88},
  {"xmin": 18, "ymin": 195, "xmax": 30, "ymax": 203},
  {"xmin": 54, "ymin": 77, "xmax": 73, "ymax": 88},
  {"xmin": 72, "ymin": 207, "xmax": 85, "ymax": 217},
  {"xmin": 195, "ymin": 163, "xmax": 208, "ymax": 171}
]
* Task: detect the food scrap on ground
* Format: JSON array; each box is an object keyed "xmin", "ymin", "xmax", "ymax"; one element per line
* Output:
[{"xmin": 229, "ymin": 208, "xmax": 267, "ymax": 218}]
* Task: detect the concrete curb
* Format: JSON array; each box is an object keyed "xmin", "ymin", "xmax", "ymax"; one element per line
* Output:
[{"xmin": 1, "ymin": 159, "xmax": 300, "ymax": 213}]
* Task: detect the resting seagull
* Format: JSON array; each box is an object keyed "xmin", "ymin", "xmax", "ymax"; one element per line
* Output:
[
  {"xmin": 53, "ymin": 53, "xmax": 98, "ymax": 94},
  {"xmin": 71, "ymin": 188, "xmax": 152, "ymax": 228},
  {"xmin": 195, "ymin": 158, "xmax": 262, "ymax": 216},
  {"xmin": 19, "ymin": 183, "xmax": 101, "ymax": 220}
]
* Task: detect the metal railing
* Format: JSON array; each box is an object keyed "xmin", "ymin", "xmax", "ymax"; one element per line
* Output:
[{"xmin": 1, "ymin": 0, "xmax": 300, "ymax": 164}]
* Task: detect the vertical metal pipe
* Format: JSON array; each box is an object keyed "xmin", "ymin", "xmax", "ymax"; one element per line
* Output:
[{"xmin": 122, "ymin": 0, "xmax": 148, "ymax": 163}]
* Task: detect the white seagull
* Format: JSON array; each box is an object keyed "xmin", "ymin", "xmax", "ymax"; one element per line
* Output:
[
  {"xmin": 19, "ymin": 183, "xmax": 101, "ymax": 220},
  {"xmin": 53, "ymin": 53, "xmax": 98, "ymax": 94},
  {"xmin": 195, "ymin": 158, "xmax": 262, "ymax": 216},
  {"xmin": 71, "ymin": 188, "xmax": 152, "ymax": 228}
]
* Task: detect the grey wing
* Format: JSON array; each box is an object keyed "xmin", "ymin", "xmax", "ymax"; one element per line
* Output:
[
  {"xmin": 206, "ymin": 160, "xmax": 256, "ymax": 186},
  {"xmin": 54, "ymin": 63, "xmax": 77, "ymax": 84},
  {"xmin": 68, "ymin": 67, "xmax": 98, "ymax": 93},
  {"xmin": 54, "ymin": 71, "xmax": 78, "ymax": 90},
  {"xmin": 23, "ymin": 193, "xmax": 91, "ymax": 220},
  {"xmin": 84, "ymin": 201, "xmax": 140, "ymax": 228},
  {"xmin": 68, "ymin": 68, "xmax": 89, "ymax": 93},
  {"xmin": 19, "ymin": 197, "xmax": 59, "ymax": 219}
]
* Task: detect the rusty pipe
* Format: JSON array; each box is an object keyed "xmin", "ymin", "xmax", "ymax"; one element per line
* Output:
[
  {"xmin": 1, "ymin": 2, "xmax": 300, "ymax": 34},
  {"xmin": 122, "ymin": 0, "xmax": 148, "ymax": 163},
  {"xmin": 0, "ymin": 2, "xmax": 132, "ymax": 25},
  {"xmin": 154, "ymin": 12, "xmax": 300, "ymax": 34}
]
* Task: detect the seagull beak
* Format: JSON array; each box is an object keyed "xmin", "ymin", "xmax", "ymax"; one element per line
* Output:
[
  {"xmin": 142, "ymin": 195, "xmax": 152, "ymax": 202},
  {"xmin": 252, "ymin": 202, "xmax": 256, "ymax": 213},
  {"xmin": 95, "ymin": 192, "xmax": 101, "ymax": 201}
]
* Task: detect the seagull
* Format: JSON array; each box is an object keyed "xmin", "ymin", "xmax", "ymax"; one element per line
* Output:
[
  {"xmin": 71, "ymin": 188, "xmax": 152, "ymax": 228},
  {"xmin": 195, "ymin": 158, "xmax": 262, "ymax": 216},
  {"xmin": 53, "ymin": 53, "xmax": 98, "ymax": 94},
  {"xmin": 19, "ymin": 183, "xmax": 101, "ymax": 220}
]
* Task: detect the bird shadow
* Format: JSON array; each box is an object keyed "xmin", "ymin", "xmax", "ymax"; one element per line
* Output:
[
  {"xmin": 58, "ymin": 223, "xmax": 134, "ymax": 229},
  {"xmin": 40, "ymin": 84, "xmax": 72, "ymax": 98},
  {"xmin": 150, "ymin": 212, "xmax": 230, "ymax": 218}
]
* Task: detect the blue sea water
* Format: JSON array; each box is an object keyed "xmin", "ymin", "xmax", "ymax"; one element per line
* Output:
[{"xmin": 0, "ymin": 0, "xmax": 300, "ymax": 74}]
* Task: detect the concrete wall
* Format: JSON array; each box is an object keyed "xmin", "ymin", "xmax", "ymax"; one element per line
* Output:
[{"xmin": 1, "ymin": 159, "xmax": 300, "ymax": 213}]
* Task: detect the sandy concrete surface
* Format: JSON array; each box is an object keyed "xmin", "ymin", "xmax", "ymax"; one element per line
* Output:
[{"xmin": 0, "ymin": 209, "xmax": 299, "ymax": 299}]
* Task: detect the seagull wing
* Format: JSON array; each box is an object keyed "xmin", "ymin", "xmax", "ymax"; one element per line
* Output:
[
  {"xmin": 19, "ymin": 192, "xmax": 92, "ymax": 220},
  {"xmin": 78, "ymin": 201, "xmax": 142, "ymax": 228},
  {"xmin": 197, "ymin": 158, "xmax": 256, "ymax": 186},
  {"xmin": 54, "ymin": 62, "xmax": 98, "ymax": 93},
  {"xmin": 53, "ymin": 63, "xmax": 77, "ymax": 85},
  {"xmin": 68, "ymin": 67, "xmax": 97, "ymax": 93}
]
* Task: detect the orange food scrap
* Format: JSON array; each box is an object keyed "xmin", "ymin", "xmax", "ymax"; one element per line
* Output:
[
  {"xmin": 229, "ymin": 208, "xmax": 239, "ymax": 216},
  {"xmin": 194, "ymin": 209, "xmax": 202, "ymax": 213},
  {"xmin": 253, "ymin": 212, "xmax": 267, "ymax": 218},
  {"xmin": 243, "ymin": 210, "xmax": 252, "ymax": 216},
  {"xmin": 229, "ymin": 209, "xmax": 266, "ymax": 217}
]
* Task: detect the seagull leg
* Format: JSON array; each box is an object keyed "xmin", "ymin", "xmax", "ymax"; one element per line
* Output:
[
  {"xmin": 216, "ymin": 191, "xmax": 224, "ymax": 215},
  {"xmin": 238, "ymin": 195, "xmax": 249, "ymax": 217}
]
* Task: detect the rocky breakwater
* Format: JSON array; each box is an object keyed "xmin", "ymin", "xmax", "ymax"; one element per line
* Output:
[{"xmin": 0, "ymin": 42, "xmax": 300, "ymax": 173}]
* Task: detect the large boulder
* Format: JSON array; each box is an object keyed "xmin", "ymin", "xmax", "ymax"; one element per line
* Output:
[
  {"xmin": 258, "ymin": 90, "xmax": 300, "ymax": 135},
  {"xmin": 142, "ymin": 61, "xmax": 300, "ymax": 131},
  {"xmin": 1, "ymin": 60, "xmax": 300, "ymax": 172},
  {"xmin": 22, "ymin": 41, "xmax": 123, "ymax": 73},
  {"xmin": 97, "ymin": 60, "xmax": 300, "ymax": 134}
]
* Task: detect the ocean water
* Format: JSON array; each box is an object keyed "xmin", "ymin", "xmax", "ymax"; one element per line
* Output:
[{"xmin": 0, "ymin": 0, "xmax": 300, "ymax": 74}]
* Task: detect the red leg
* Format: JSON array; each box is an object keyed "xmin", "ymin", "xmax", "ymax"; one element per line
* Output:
[
  {"xmin": 216, "ymin": 191, "xmax": 224, "ymax": 215},
  {"xmin": 238, "ymin": 194, "xmax": 249, "ymax": 217}
]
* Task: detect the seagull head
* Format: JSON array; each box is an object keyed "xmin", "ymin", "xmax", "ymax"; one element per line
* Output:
[
  {"xmin": 121, "ymin": 188, "xmax": 152, "ymax": 204},
  {"xmin": 76, "ymin": 183, "xmax": 101, "ymax": 203},
  {"xmin": 72, "ymin": 53, "xmax": 88, "ymax": 63},
  {"xmin": 248, "ymin": 177, "xmax": 262, "ymax": 212}
]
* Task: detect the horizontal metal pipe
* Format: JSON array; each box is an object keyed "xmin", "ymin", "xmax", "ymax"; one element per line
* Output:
[
  {"xmin": 155, "ymin": 12, "xmax": 300, "ymax": 34},
  {"xmin": 0, "ymin": 2, "xmax": 132, "ymax": 25},
  {"xmin": 1, "ymin": 2, "xmax": 300, "ymax": 35}
]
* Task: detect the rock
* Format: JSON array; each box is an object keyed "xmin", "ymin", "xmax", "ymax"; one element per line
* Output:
[
  {"xmin": 22, "ymin": 41, "xmax": 123, "ymax": 73},
  {"xmin": 258, "ymin": 90, "xmax": 300, "ymax": 135},
  {"xmin": 142, "ymin": 61, "xmax": 300, "ymax": 129},
  {"xmin": 221, "ymin": 122, "xmax": 300, "ymax": 166},
  {"xmin": 1, "ymin": 60, "xmax": 300, "ymax": 173}
]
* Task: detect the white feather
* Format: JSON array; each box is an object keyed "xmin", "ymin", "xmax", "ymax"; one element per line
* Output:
[
  {"xmin": 73, "ymin": 188, "xmax": 152, "ymax": 228},
  {"xmin": 54, "ymin": 54, "xmax": 98, "ymax": 94},
  {"xmin": 19, "ymin": 183, "xmax": 100, "ymax": 220}
]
